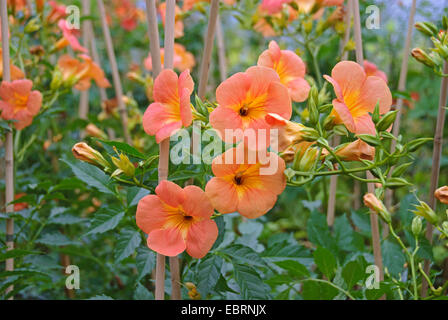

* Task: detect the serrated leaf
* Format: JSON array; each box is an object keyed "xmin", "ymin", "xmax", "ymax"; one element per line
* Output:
[
  {"xmin": 233, "ymin": 263, "xmax": 270, "ymax": 299},
  {"xmin": 381, "ymin": 240, "xmax": 406, "ymax": 277},
  {"xmin": 302, "ymin": 280, "xmax": 338, "ymax": 300},
  {"xmin": 136, "ymin": 247, "xmax": 156, "ymax": 281},
  {"xmin": 114, "ymin": 229, "xmax": 141, "ymax": 263},
  {"xmin": 36, "ymin": 232, "xmax": 79, "ymax": 246},
  {"xmin": 61, "ymin": 158, "xmax": 116, "ymax": 195},
  {"xmin": 342, "ymin": 260, "xmax": 364, "ymax": 289},
  {"xmin": 85, "ymin": 208, "xmax": 125, "ymax": 236},
  {"xmin": 211, "ymin": 216, "xmax": 225, "ymax": 250},
  {"xmin": 0, "ymin": 249, "xmax": 41, "ymax": 262},
  {"xmin": 313, "ymin": 247, "xmax": 337, "ymax": 280},
  {"xmin": 99, "ymin": 139, "xmax": 147, "ymax": 159},
  {"xmin": 220, "ymin": 244, "xmax": 267, "ymax": 268},
  {"xmin": 127, "ymin": 187, "xmax": 150, "ymax": 208},
  {"xmin": 134, "ymin": 282, "xmax": 154, "ymax": 300},
  {"xmin": 197, "ymin": 255, "xmax": 223, "ymax": 298},
  {"xmin": 274, "ymin": 260, "xmax": 310, "ymax": 278}
]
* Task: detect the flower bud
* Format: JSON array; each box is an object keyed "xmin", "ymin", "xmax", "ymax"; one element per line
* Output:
[
  {"xmin": 411, "ymin": 48, "xmax": 436, "ymax": 68},
  {"xmin": 415, "ymin": 22, "xmax": 437, "ymax": 37},
  {"xmin": 24, "ymin": 18, "xmax": 41, "ymax": 33},
  {"xmin": 412, "ymin": 200, "xmax": 438, "ymax": 225},
  {"xmin": 363, "ymin": 193, "xmax": 391, "ymax": 223},
  {"xmin": 301, "ymin": 127, "xmax": 320, "ymax": 142},
  {"xmin": 411, "ymin": 216, "xmax": 423, "ymax": 237},
  {"xmin": 111, "ymin": 153, "xmax": 135, "ymax": 177},
  {"xmin": 376, "ymin": 110, "xmax": 398, "ymax": 132},
  {"xmin": 435, "ymin": 186, "xmax": 448, "ymax": 204},
  {"xmin": 85, "ymin": 124, "xmax": 107, "ymax": 139},
  {"xmin": 72, "ymin": 142, "xmax": 110, "ymax": 169},
  {"xmin": 293, "ymin": 143, "xmax": 319, "ymax": 172}
]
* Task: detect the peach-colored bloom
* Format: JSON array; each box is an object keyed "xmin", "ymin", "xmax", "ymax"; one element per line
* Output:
[
  {"xmin": 0, "ymin": 79, "xmax": 42, "ymax": 130},
  {"xmin": 258, "ymin": 41, "xmax": 310, "ymax": 102},
  {"xmin": 205, "ymin": 146, "xmax": 286, "ymax": 219},
  {"xmin": 0, "ymin": 48, "xmax": 25, "ymax": 81},
  {"xmin": 265, "ymin": 113, "xmax": 306, "ymax": 152},
  {"xmin": 143, "ymin": 69, "xmax": 194, "ymax": 143},
  {"xmin": 14, "ymin": 193, "xmax": 28, "ymax": 212},
  {"xmin": 209, "ymin": 66, "xmax": 291, "ymax": 149},
  {"xmin": 435, "ymin": 186, "xmax": 448, "ymax": 205},
  {"xmin": 136, "ymin": 180, "xmax": 218, "ymax": 258},
  {"xmin": 260, "ymin": 0, "xmax": 292, "ymax": 14},
  {"xmin": 55, "ymin": 20, "xmax": 88, "ymax": 53},
  {"xmin": 57, "ymin": 54, "xmax": 111, "ymax": 90},
  {"xmin": 47, "ymin": 1, "xmax": 67, "ymax": 23},
  {"xmin": 144, "ymin": 43, "xmax": 195, "ymax": 72},
  {"xmin": 158, "ymin": 2, "xmax": 184, "ymax": 39},
  {"xmin": 331, "ymin": 139, "xmax": 375, "ymax": 161},
  {"xmin": 324, "ymin": 61, "xmax": 392, "ymax": 135},
  {"xmin": 113, "ymin": 0, "xmax": 140, "ymax": 31},
  {"xmin": 364, "ymin": 60, "xmax": 388, "ymax": 83}
]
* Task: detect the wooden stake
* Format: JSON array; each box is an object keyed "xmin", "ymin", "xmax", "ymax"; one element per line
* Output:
[
  {"xmin": 352, "ymin": 0, "xmax": 384, "ymax": 283},
  {"xmin": 145, "ymin": 0, "xmax": 166, "ymax": 301},
  {"xmin": 198, "ymin": 0, "xmax": 220, "ymax": 99},
  {"xmin": 327, "ymin": 0, "xmax": 352, "ymax": 227},
  {"xmin": 384, "ymin": 0, "xmax": 417, "ymax": 237},
  {"xmin": 96, "ymin": 0, "xmax": 132, "ymax": 144},
  {"xmin": 215, "ymin": 14, "xmax": 227, "ymax": 82},
  {"xmin": 1, "ymin": 0, "xmax": 15, "ymax": 299},
  {"xmin": 79, "ymin": 0, "xmax": 90, "ymax": 123},
  {"xmin": 422, "ymin": 61, "xmax": 448, "ymax": 297}
]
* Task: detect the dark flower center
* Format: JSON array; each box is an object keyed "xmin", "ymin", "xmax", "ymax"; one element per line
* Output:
[
  {"xmin": 184, "ymin": 215, "xmax": 193, "ymax": 221},
  {"xmin": 239, "ymin": 105, "xmax": 249, "ymax": 116}
]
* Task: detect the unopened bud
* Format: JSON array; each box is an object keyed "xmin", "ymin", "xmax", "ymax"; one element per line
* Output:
[
  {"xmin": 111, "ymin": 152, "xmax": 135, "ymax": 177},
  {"xmin": 72, "ymin": 142, "xmax": 109, "ymax": 169},
  {"xmin": 363, "ymin": 193, "xmax": 391, "ymax": 223},
  {"xmin": 411, "ymin": 216, "xmax": 423, "ymax": 237},
  {"xmin": 412, "ymin": 200, "xmax": 438, "ymax": 225},
  {"xmin": 411, "ymin": 48, "xmax": 436, "ymax": 68}
]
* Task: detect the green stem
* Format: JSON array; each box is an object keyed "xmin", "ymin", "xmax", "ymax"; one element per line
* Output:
[{"xmin": 300, "ymin": 278, "xmax": 355, "ymax": 300}]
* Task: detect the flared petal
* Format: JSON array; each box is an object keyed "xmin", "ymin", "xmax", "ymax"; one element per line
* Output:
[
  {"xmin": 136, "ymin": 194, "xmax": 168, "ymax": 234},
  {"xmin": 155, "ymin": 180, "xmax": 186, "ymax": 208},
  {"xmin": 205, "ymin": 177, "xmax": 239, "ymax": 214},
  {"xmin": 359, "ymin": 76, "xmax": 392, "ymax": 114},
  {"xmin": 147, "ymin": 228, "xmax": 186, "ymax": 257},
  {"xmin": 186, "ymin": 220, "xmax": 218, "ymax": 258},
  {"xmin": 182, "ymin": 185, "xmax": 214, "ymax": 218},
  {"xmin": 153, "ymin": 69, "xmax": 179, "ymax": 104}
]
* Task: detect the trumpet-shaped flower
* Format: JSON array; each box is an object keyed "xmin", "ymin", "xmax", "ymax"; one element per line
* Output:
[
  {"xmin": 265, "ymin": 113, "xmax": 306, "ymax": 152},
  {"xmin": 0, "ymin": 48, "xmax": 25, "ymax": 81},
  {"xmin": 143, "ymin": 69, "xmax": 194, "ymax": 143},
  {"xmin": 258, "ymin": 41, "xmax": 310, "ymax": 102},
  {"xmin": 210, "ymin": 66, "xmax": 291, "ymax": 149},
  {"xmin": 324, "ymin": 61, "xmax": 392, "ymax": 135},
  {"xmin": 364, "ymin": 60, "xmax": 388, "ymax": 83},
  {"xmin": 47, "ymin": 1, "xmax": 67, "ymax": 24},
  {"xmin": 144, "ymin": 43, "xmax": 195, "ymax": 72},
  {"xmin": 136, "ymin": 180, "xmax": 218, "ymax": 258},
  {"xmin": 435, "ymin": 186, "xmax": 448, "ymax": 205},
  {"xmin": 0, "ymin": 79, "xmax": 42, "ymax": 130},
  {"xmin": 55, "ymin": 20, "xmax": 88, "ymax": 53},
  {"xmin": 324, "ymin": 139, "xmax": 375, "ymax": 161},
  {"xmin": 205, "ymin": 146, "xmax": 286, "ymax": 219},
  {"xmin": 57, "ymin": 54, "xmax": 111, "ymax": 90}
]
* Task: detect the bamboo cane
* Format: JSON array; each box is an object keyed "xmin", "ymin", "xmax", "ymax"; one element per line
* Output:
[
  {"xmin": 79, "ymin": 0, "xmax": 90, "ymax": 123},
  {"xmin": 1, "ymin": 0, "xmax": 15, "ymax": 299},
  {"xmin": 384, "ymin": 0, "xmax": 417, "ymax": 238},
  {"xmin": 352, "ymin": 0, "xmax": 384, "ymax": 284},
  {"xmin": 215, "ymin": 14, "xmax": 227, "ymax": 82},
  {"xmin": 327, "ymin": 0, "xmax": 353, "ymax": 227},
  {"xmin": 160, "ymin": 0, "xmax": 182, "ymax": 301},
  {"xmin": 145, "ymin": 0, "xmax": 166, "ymax": 301},
  {"xmin": 96, "ymin": 0, "xmax": 132, "ymax": 145},
  {"xmin": 422, "ymin": 61, "xmax": 448, "ymax": 297}
]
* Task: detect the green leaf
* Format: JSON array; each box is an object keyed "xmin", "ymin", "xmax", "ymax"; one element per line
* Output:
[
  {"xmin": 302, "ymin": 280, "xmax": 338, "ymax": 300},
  {"xmin": 220, "ymin": 244, "xmax": 267, "ymax": 268},
  {"xmin": 127, "ymin": 187, "xmax": 150, "ymax": 208},
  {"xmin": 211, "ymin": 216, "xmax": 225, "ymax": 250},
  {"xmin": 99, "ymin": 139, "xmax": 147, "ymax": 159},
  {"xmin": 307, "ymin": 211, "xmax": 338, "ymax": 253},
  {"xmin": 49, "ymin": 213, "xmax": 86, "ymax": 225},
  {"xmin": 61, "ymin": 158, "xmax": 116, "ymax": 195},
  {"xmin": 0, "ymin": 249, "xmax": 41, "ymax": 262},
  {"xmin": 232, "ymin": 263, "xmax": 270, "ymax": 299},
  {"xmin": 342, "ymin": 260, "xmax": 364, "ymax": 289},
  {"xmin": 114, "ymin": 229, "xmax": 142, "ymax": 263},
  {"xmin": 313, "ymin": 247, "xmax": 337, "ymax": 279},
  {"xmin": 214, "ymin": 274, "xmax": 238, "ymax": 294},
  {"xmin": 197, "ymin": 255, "xmax": 223, "ymax": 298},
  {"xmin": 274, "ymin": 260, "xmax": 310, "ymax": 278},
  {"xmin": 381, "ymin": 240, "xmax": 406, "ymax": 276},
  {"xmin": 85, "ymin": 208, "xmax": 125, "ymax": 236},
  {"xmin": 88, "ymin": 294, "xmax": 114, "ymax": 300},
  {"xmin": 136, "ymin": 247, "xmax": 156, "ymax": 281},
  {"xmin": 134, "ymin": 282, "xmax": 154, "ymax": 300},
  {"xmin": 36, "ymin": 232, "xmax": 79, "ymax": 246}
]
